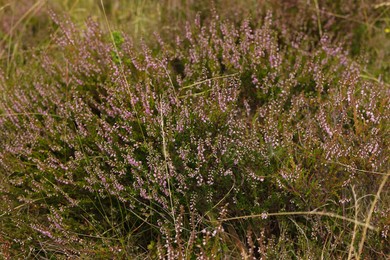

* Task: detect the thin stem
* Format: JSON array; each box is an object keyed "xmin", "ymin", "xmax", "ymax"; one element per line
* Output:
[
  {"xmin": 357, "ymin": 171, "xmax": 389, "ymax": 259},
  {"xmin": 313, "ymin": 0, "xmax": 323, "ymax": 37},
  {"xmin": 221, "ymin": 210, "xmax": 377, "ymax": 231}
]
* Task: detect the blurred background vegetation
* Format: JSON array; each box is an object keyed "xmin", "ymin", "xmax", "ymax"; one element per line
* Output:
[{"xmin": 0, "ymin": 0, "xmax": 389, "ymax": 81}]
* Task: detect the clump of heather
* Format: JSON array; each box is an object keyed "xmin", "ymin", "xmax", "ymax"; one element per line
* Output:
[{"xmin": 0, "ymin": 10, "xmax": 388, "ymax": 259}]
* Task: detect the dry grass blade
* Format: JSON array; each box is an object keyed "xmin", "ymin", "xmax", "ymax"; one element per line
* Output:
[
  {"xmin": 221, "ymin": 211, "xmax": 378, "ymax": 231},
  {"xmin": 181, "ymin": 73, "xmax": 239, "ymax": 90},
  {"xmin": 347, "ymin": 186, "xmax": 359, "ymax": 260},
  {"xmin": 357, "ymin": 171, "xmax": 389, "ymax": 259}
]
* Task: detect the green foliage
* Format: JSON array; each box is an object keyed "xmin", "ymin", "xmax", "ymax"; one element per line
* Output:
[{"xmin": 0, "ymin": 0, "xmax": 389, "ymax": 259}]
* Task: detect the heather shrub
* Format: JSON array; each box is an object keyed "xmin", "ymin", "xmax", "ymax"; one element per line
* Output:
[{"xmin": 0, "ymin": 7, "xmax": 389, "ymax": 260}]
